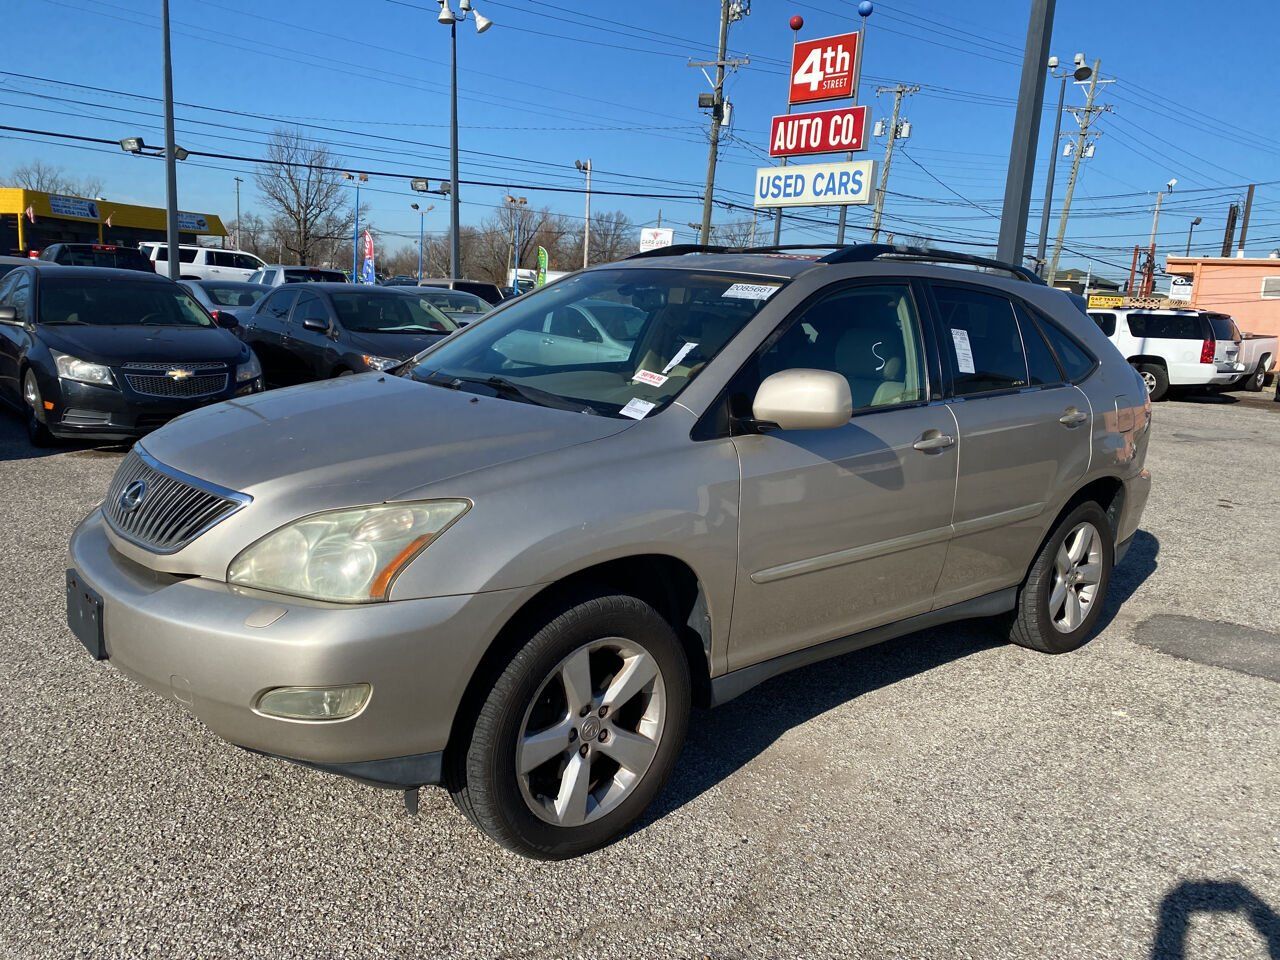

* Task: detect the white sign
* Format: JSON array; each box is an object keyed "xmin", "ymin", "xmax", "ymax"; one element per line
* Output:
[
  {"xmin": 950, "ymin": 328, "xmax": 976, "ymax": 374},
  {"xmin": 1168, "ymin": 275, "xmax": 1193, "ymax": 302},
  {"xmin": 722, "ymin": 282, "xmax": 781, "ymax": 301},
  {"xmin": 639, "ymin": 227, "xmax": 674, "ymax": 252},
  {"xmin": 48, "ymin": 195, "xmax": 99, "ymax": 220},
  {"xmin": 753, "ymin": 160, "xmax": 875, "ymax": 209},
  {"xmin": 177, "ymin": 212, "xmax": 210, "ymax": 232}
]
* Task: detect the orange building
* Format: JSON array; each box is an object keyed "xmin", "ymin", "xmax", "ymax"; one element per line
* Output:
[{"xmin": 1165, "ymin": 254, "xmax": 1280, "ymax": 337}]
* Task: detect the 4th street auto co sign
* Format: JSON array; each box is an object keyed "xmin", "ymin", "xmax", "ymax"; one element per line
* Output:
[{"xmin": 756, "ymin": 30, "xmax": 874, "ymax": 209}]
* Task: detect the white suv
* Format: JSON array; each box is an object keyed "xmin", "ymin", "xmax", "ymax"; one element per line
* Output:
[
  {"xmin": 1087, "ymin": 308, "xmax": 1245, "ymax": 400},
  {"xmin": 138, "ymin": 244, "xmax": 266, "ymax": 281}
]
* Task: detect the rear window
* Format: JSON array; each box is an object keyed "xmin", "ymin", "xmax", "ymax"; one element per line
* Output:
[
  {"xmin": 203, "ymin": 283, "xmax": 267, "ymax": 308},
  {"xmin": 151, "ymin": 246, "xmax": 199, "ymax": 263},
  {"xmin": 284, "ymin": 269, "xmax": 347, "ymax": 283},
  {"xmin": 454, "ymin": 281, "xmax": 503, "ymax": 304},
  {"xmin": 1208, "ymin": 316, "xmax": 1240, "ymax": 342},
  {"xmin": 1126, "ymin": 313, "xmax": 1203, "ymax": 339},
  {"xmin": 55, "ymin": 245, "xmax": 153, "ymax": 271}
]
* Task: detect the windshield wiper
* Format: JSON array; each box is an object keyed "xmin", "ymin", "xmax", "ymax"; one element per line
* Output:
[{"xmin": 419, "ymin": 372, "xmax": 595, "ymax": 413}]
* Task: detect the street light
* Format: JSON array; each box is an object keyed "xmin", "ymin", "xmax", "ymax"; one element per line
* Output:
[
  {"xmin": 575, "ymin": 158, "xmax": 592, "ymax": 268},
  {"xmin": 437, "ymin": 0, "xmax": 492, "ymax": 281},
  {"xmin": 1186, "ymin": 216, "xmax": 1202, "ymax": 257},
  {"xmin": 505, "ymin": 194, "xmax": 527, "ymax": 291},
  {"xmin": 344, "ymin": 172, "xmax": 368, "ymax": 280},
  {"xmin": 410, "ymin": 202, "xmax": 434, "ymax": 281},
  {"xmin": 1035, "ymin": 53, "xmax": 1092, "ymax": 274}
]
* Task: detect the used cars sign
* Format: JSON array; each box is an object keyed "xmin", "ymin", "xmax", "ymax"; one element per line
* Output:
[{"xmin": 754, "ymin": 160, "xmax": 875, "ymax": 208}]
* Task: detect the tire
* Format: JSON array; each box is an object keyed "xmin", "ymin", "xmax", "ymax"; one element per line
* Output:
[
  {"xmin": 1244, "ymin": 357, "xmax": 1269, "ymax": 392},
  {"xmin": 1134, "ymin": 362, "xmax": 1169, "ymax": 402},
  {"xmin": 1007, "ymin": 501, "xmax": 1114, "ymax": 655},
  {"xmin": 22, "ymin": 370, "xmax": 54, "ymax": 448},
  {"xmin": 449, "ymin": 592, "xmax": 691, "ymax": 860}
]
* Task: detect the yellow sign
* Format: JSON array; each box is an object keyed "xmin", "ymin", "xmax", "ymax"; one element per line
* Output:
[{"xmin": 1087, "ymin": 294, "xmax": 1124, "ymax": 309}]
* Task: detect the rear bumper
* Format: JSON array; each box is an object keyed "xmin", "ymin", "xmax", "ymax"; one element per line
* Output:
[{"xmin": 1167, "ymin": 362, "xmax": 1241, "ymax": 387}]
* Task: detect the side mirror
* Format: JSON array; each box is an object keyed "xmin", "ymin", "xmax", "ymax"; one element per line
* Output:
[
  {"xmin": 302, "ymin": 316, "xmax": 330, "ymax": 333},
  {"xmin": 0, "ymin": 306, "xmax": 17, "ymax": 326},
  {"xmin": 212, "ymin": 310, "xmax": 239, "ymax": 329},
  {"xmin": 752, "ymin": 369, "xmax": 852, "ymax": 431}
]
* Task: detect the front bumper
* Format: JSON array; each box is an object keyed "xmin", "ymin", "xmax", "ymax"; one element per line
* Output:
[
  {"xmin": 48, "ymin": 377, "xmax": 264, "ymax": 440},
  {"xmin": 68, "ymin": 510, "xmax": 526, "ymax": 783}
]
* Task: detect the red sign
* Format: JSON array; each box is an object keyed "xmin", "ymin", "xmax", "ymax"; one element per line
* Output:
[
  {"xmin": 789, "ymin": 31, "xmax": 861, "ymax": 105},
  {"xmin": 769, "ymin": 105, "xmax": 869, "ymax": 158}
]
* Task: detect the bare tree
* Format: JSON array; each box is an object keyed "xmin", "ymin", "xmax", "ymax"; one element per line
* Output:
[
  {"xmin": 711, "ymin": 218, "xmax": 759, "ymax": 247},
  {"xmin": 10, "ymin": 160, "xmax": 103, "ymax": 197},
  {"xmin": 587, "ymin": 210, "xmax": 635, "ymax": 266},
  {"xmin": 254, "ymin": 129, "xmax": 354, "ymax": 265}
]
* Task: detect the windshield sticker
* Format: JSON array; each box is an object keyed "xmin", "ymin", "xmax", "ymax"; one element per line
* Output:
[
  {"xmin": 633, "ymin": 369, "xmax": 669, "ymax": 388},
  {"xmin": 722, "ymin": 282, "xmax": 781, "ymax": 301},
  {"xmin": 950, "ymin": 328, "xmax": 976, "ymax": 374},
  {"xmin": 620, "ymin": 398, "xmax": 657, "ymax": 420},
  {"xmin": 661, "ymin": 341, "xmax": 699, "ymax": 374}
]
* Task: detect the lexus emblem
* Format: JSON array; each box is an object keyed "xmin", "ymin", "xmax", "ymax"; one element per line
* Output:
[{"xmin": 119, "ymin": 479, "xmax": 148, "ymax": 513}]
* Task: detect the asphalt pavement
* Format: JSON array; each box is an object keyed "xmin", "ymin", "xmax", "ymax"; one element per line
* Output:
[{"xmin": 0, "ymin": 394, "xmax": 1276, "ymax": 960}]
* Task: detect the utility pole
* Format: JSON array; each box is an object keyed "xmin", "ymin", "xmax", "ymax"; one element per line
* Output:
[
  {"xmin": 1236, "ymin": 183, "xmax": 1255, "ymax": 257},
  {"xmin": 1140, "ymin": 182, "xmax": 1172, "ymax": 297},
  {"xmin": 693, "ymin": 0, "xmax": 749, "ymax": 243},
  {"xmin": 1221, "ymin": 203, "xmax": 1239, "ymax": 257},
  {"xmin": 575, "ymin": 159, "xmax": 592, "ymax": 268},
  {"xmin": 1036, "ymin": 55, "xmax": 1093, "ymax": 273},
  {"xmin": 160, "ymin": 0, "xmax": 180, "ymax": 280},
  {"xmin": 233, "ymin": 176, "xmax": 242, "ymax": 250},
  {"xmin": 995, "ymin": 0, "xmax": 1056, "ymax": 268},
  {"xmin": 869, "ymin": 84, "xmax": 917, "ymax": 242},
  {"xmin": 1047, "ymin": 59, "xmax": 1110, "ymax": 284}
]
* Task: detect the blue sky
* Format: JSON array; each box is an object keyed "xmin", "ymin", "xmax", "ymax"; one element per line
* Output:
[{"xmin": 4, "ymin": 0, "xmax": 1279, "ymax": 281}]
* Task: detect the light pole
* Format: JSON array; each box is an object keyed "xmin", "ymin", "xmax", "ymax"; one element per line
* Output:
[
  {"xmin": 1185, "ymin": 216, "xmax": 1202, "ymax": 256},
  {"xmin": 575, "ymin": 159, "xmax": 592, "ymax": 268},
  {"xmin": 1035, "ymin": 53, "xmax": 1091, "ymax": 274},
  {"xmin": 505, "ymin": 194, "xmax": 527, "ymax": 290},
  {"xmin": 233, "ymin": 176, "xmax": 243, "ymax": 249},
  {"xmin": 344, "ymin": 172, "xmax": 368, "ymax": 278},
  {"xmin": 437, "ymin": 0, "xmax": 492, "ymax": 281},
  {"xmin": 160, "ymin": 0, "xmax": 180, "ymax": 279},
  {"xmin": 411, "ymin": 203, "xmax": 434, "ymax": 282},
  {"xmin": 1141, "ymin": 178, "xmax": 1175, "ymax": 296}
]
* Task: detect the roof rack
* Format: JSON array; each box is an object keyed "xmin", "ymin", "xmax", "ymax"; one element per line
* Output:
[{"xmin": 625, "ymin": 242, "xmax": 1043, "ymax": 284}]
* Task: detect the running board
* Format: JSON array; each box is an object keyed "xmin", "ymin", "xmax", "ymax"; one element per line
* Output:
[{"xmin": 709, "ymin": 588, "xmax": 1017, "ymax": 706}]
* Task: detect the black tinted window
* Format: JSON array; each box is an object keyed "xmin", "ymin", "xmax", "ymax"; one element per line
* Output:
[
  {"xmin": 1208, "ymin": 316, "xmax": 1240, "ymax": 341},
  {"xmin": 1090, "ymin": 312, "xmax": 1117, "ymax": 336},
  {"xmin": 57, "ymin": 246, "xmax": 153, "ymax": 270},
  {"xmin": 1127, "ymin": 313, "xmax": 1202, "ymax": 339},
  {"xmin": 1039, "ymin": 318, "xmax": 1096, "ymax": 382},
  {"xmin": 259, "ymin": 289, "xmax": 298, "ymax": 322},
  {"xmin": 9, "ymin": 274, "xmax": 32, "ymax": 324},
  {"xmin": 294, "ymin": 293, "xmax": 330, "ymax": 327},
  {"xmin": 932, "ymin": 285, "xmax": 1027, "ymax": 395},
  {"xmin": 204, "ymin": 284, "xmax": 266, "ymax": 307},
  {"xmin": 1017, "ymin": 307, "xmax": 1063, "ymax": 386},
  {"xmin": 37, "ymin": 277, "xmax": 211, "ymax": 327}
]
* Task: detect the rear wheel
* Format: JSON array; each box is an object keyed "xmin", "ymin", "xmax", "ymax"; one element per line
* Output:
[
  {"xmin": 1007, "ymin": 502, "xmax": 1114, "ymax": 654},
  {"xmin": 449, "ymin": 592, "xmax": 690, "ymax": 860},
  {"xmin": 1134, "ymin": 362, "xmax": 1168, "ymax": 402},
  {"xmin": 1245, "ymin": 357, "xmax": 1270, "ymax": 392},
  {"xmin": 22, "ymin": 370, "xmax": 54, "ymax": 447}
]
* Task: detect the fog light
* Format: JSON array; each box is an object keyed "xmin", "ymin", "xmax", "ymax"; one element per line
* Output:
[{"xmin": 257, "ymin": 684, "xmax": 371, "ymax": 721}]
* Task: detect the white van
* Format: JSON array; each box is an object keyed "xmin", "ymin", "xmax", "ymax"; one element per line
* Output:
[
  {"xmin": 138, "ymin": 243, "xmax": 266, "ymax": 281},
  {"xmin": 1088, "ymin": 307, "xmax": 1246, "ymax": 400}
]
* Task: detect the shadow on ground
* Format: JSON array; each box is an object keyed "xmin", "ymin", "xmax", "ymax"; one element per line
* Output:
[
  {"xmin": 1152, "ymin": 880, "xmax": 1280, "ymax": 959},
  {"xmin": 0, "ymin": 410, "xmax": 129, "ymax": 462}
]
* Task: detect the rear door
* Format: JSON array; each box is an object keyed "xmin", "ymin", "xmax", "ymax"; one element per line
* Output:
[
  {"xmin": 728, "ymin": 279, "xmax": 958, "ymax": 670},
  {"xmin": 927, "ymin": 282, "xmax": 1092, "ymax": 608},
  {"xmin": 288, "ymin": 291, "xmax": 338, "ymax": 381},
  {"xmin": 245, "ymin": 288, "xmax": 298, "ymax": 385}
]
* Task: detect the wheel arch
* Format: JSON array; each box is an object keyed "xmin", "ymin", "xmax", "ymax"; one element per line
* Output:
[
  {"xmin": 1126, "ymin": 354, "xmax": 1167, "ymax": 369},
  {"xmin": 1021, "ymin": 475, "xmax": 1126, "ymax": 584}
]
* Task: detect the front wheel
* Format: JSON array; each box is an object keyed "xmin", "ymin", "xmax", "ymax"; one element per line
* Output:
[
  {"xmin": 449, "ymin": 593, "xmax": 690, "ymax": 859},
  {"xmin": 1007, "ymin": 502, "xmax": 1114, "ymax": 654},
  {"xmin": 23, "ymin": 370, "xmax": 54, "ymax": 447}
]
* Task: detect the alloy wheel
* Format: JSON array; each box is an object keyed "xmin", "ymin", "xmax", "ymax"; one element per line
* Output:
[
  {"xmin": 1140, "ymin": 370, "xmax": 1157, "ymax": 394},
  {"xmin": 516, "ymin": 637, "xmax": 666, "ymax": 827},
  {"xmin": 23, "ymin": 371, "xmax": 39, "ymax": 410},
  {"xmin": 1049, "ymin": 521, "xmax": 1103, "ymax": 633}
]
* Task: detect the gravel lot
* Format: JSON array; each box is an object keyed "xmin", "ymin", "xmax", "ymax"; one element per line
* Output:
[{"xmin": 1, "ymin": 394, "xmax": 1277, "ymax": 960}]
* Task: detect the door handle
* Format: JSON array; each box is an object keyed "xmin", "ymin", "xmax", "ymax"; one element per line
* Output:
[
  {"xmin": 1059, "ymin": 409, "xmax": 1088, "ymax": 426},
  {"xmin": 912, "ymin": 432, "xmax": 955, "ymax": 452}
]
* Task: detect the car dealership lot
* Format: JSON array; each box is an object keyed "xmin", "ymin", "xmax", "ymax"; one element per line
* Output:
[{"xmin": 0, "ymin": 397, "xmax": 1276, "ymax": 960}]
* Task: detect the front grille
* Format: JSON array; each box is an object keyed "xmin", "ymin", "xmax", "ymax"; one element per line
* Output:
[
  {"xmin": 121, "ymin": 361, "xmax": 229, "ymax": 399},
  {"xmin": 102, "ymin": 449, "xmax": 249, "ymax": 553}
]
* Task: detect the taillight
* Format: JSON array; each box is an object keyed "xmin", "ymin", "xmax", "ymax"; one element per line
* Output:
[{"xmin": 1200, "ymin": 339, "xmax": 1215, "ymax": 364}]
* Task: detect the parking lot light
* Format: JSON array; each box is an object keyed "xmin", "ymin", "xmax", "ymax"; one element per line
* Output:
[{"xmin": 119, "ymin": 137, "xmax": 145, "ymax": 154}]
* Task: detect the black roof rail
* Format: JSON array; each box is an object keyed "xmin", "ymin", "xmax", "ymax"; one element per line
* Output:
[
  {"xmin": 625, "ymin": 243, "xmax": 730, "ymax": 260},
  {"xmin": 817, "ymin": 244, "xmax": 1045, "ymax": 284}
]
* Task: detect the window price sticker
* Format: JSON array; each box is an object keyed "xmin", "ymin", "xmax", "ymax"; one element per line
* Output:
[
  {"xmin": 620, "ymin": 398, "xmax": 656, "ymax": 420},
  {"xmin": 722, "ymin": 282, "xmax": 781, "ymax": 301},
  {"xmin": 633, "ymin": 369, "xmax": 669, "ymax": 388},
  {"xmin": 950, "ymin": 328, "xmax": 976, "ymax": 374}
]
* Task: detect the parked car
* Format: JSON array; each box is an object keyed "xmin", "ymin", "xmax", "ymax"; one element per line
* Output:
[
  {"xmin": 414, "ymin": 287, "xmax": 493, "ymax": 325},
  {"xmin": 1087, "ymin": 307, "xmax": 1247, "ymax": 400},
  {"xmin": 380, "ymin": 276, "xmax": 420, "ymax": 287},
  {"xmin": 248, "ymin": 265, "xmax": 349, "ymax": 286},
  {"xmin": 1227, "ymin": 331, "xmax": 1277, "ymax": 392},
  {"xmin": 138, "ymin": 243, "xmax": 266, "ymax": 281},
  {"xmin": 38, "ymin": 243, "xmax": 154, "ymax": 272},
  {"xmin": 495, "ymin": 297, "xmax": 646, "ymax": 365},
  {"xmin": 417, "ymin": 277, "xmax": 506, "ymax": 305},
  {"xmin": 0, "ymin": 266, "xmax": 262, "ymax": 445},
  {"xmin": 0, "ymin": 254, "xmax": 36, "ymax": 280},
  {"xmin": 240, "ymin": 284, "xmax": 458, "ymax": 385},
  {"xmin": 178, "ymin": 279, "xmax": 269, "ymax": 329},
  {"xmin": 67, "ymin": 245, "xmax": 1151, "ymax": 859}
]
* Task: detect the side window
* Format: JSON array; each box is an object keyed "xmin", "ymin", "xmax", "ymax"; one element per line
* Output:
[
  {"xmin": 931, "ymin": 284, "xmax": 1028, "ymax": 396},
  {"xmin": 263, "ymin": 270, "xmax": 278, "ymax": 285},
  {"xmin": 1017, "ymin": 306, "xmax": 1064, "ymax": 387},
  {"xmin": 260, "ymin": 289, "xmax": 297, "ymax": 324},
  {"xmin": 9, "ymin": 274, "xmax": 32, "ymax": 324},
  {"xmin": 755, "ymin": 282, "xmax": 926, "ymax": 411},
  {"xmin": 1090, "ymin": 312, "xmax": 1117, "ymax": 337},
  {"xmin": 209, "ymin": 251, "xmax": 231, "ymax": 267},
  {"xmin": 294, "ymin": 293, "xmax": 331, "ymax": 329},
  {"xmin": 1037, "ymin": 317, "xmax": 1096, "ymax": 382},
  {"xmin": 547, "ymin": 307, "xmax": 599, "ymax": 342},
  {"xmin": 179, "ymin": 248, "xmax": 198, "ymax": 264},
  {"xmin": 0, "ymin": 272, "xmax": 17, "ymax": 304},
  {"xmin": 233, "ymin": 254, "xmax": 261, "ymax": 271}
]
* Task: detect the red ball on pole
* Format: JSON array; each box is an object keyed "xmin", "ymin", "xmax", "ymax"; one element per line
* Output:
[{"xmin": 789, "ymin": 14, "xmax": 804, "ymax": 31}]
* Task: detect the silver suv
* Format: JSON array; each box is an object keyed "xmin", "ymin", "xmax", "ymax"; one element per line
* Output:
[{"xmin": 67, "ymin": 244, "xmax": 1152, "ymax": 859}]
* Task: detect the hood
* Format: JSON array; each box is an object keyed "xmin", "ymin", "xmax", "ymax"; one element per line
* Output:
[
  {"xmin": 40, "ymin": 324, "xmax": 245, "ymax": 366},
  {"xmin": 345, "ymin": 329, "xmax": 448, "ymax": 360},
  {"xmin": 139, "ymin": 373, "xmax": 633, "ymax": 505}
]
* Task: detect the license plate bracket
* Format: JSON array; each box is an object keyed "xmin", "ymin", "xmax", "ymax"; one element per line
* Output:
[{"xmin": 66, "ymin": 569, "xmax": 106, "ymax": 660}]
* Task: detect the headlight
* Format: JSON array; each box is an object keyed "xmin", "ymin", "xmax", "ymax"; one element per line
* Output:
[
  {"xmin": 361, "ymin": 354, "xmax": 400, "ymax": 372},
  {"xmin": 52, "ymin": 350, "xmax": 114, "ymax": 387},
  {"xmin": 236, "ymin": 351, "xmax": 262, "ymax": 382},
  {"xmin": 227, "ymin": 500, "xmax": 470, "ymax": 602}
]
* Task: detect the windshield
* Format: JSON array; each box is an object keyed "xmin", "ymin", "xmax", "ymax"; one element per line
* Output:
[
  {"xmin": 284, "ymin": 269, "xmax": 346, "ymax": 283},
  {"xmin": 422, "ymin": 290, "xmax": 491, "ymax": 316},
  {"xmin": 406, "ymin": 267, "xmax": 785, "ymax": 418},
  {"xmin": 203, "ymin": 283, "xmax": 267, "ymax": 308},
  {"xmin": 330, "ymin": 290, "xmax": 458, "ymax": 334},
  {"xmin": 55, "ymin": 246, "xmax": 152, "ymax": 271},
  {"xmin": 39, "ymin": 277, "xmax": 214, "ymax": 327}
]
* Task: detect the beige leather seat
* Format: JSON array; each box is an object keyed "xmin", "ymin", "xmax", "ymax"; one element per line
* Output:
[{"xmin": 835, "ymin": 325, "xmax": 907, "ymax": 408}]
